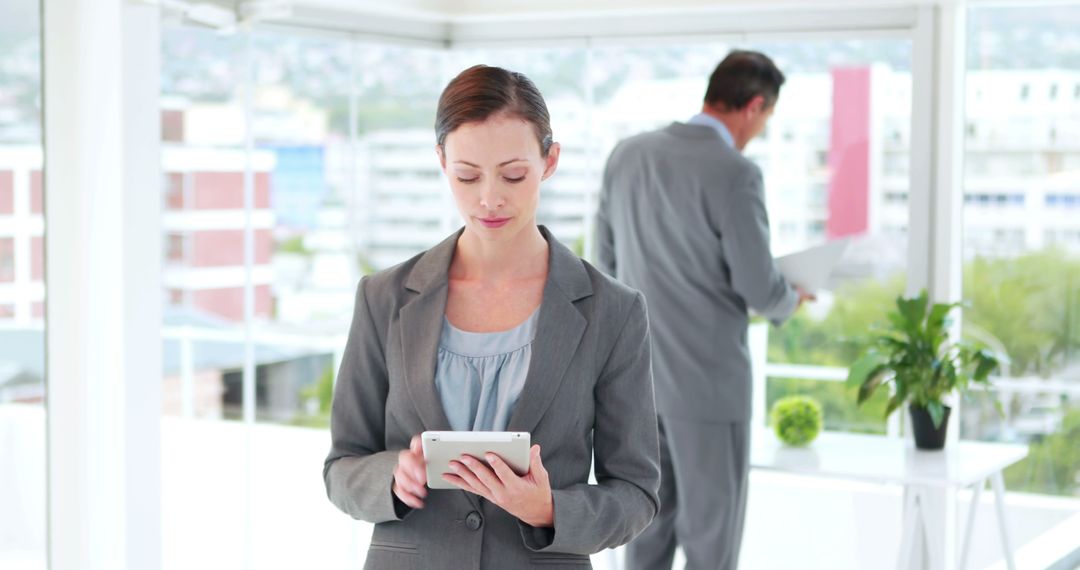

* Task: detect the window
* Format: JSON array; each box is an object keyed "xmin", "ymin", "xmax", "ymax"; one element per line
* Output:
[
  {"xmin": 963, "ymin": 4, "xmax": 1080, "ymax": 499},
  {"xmin": 0, "ymin": 0, "xmax": 45, "ymax": 566},
  {"xmin": 150, "ymin": 27, "xmax": 921, "ymax": 567},
  {"xmin": 160, "ymin": 24, "xmax": 451, "ymax": 568},
  {"xmin": 342, "ymin": 44, "xmax": 449, "ymax": 271},
  {"xmin": 0, "ymin": 238, "xmax": 13, "ymax": 282},
  {"xmin": 698, "ymin": 40, "xmax": 911, "ymax": 434},
  {"xmin": 151, "ymin": 12, "xmax": 1077, "ymax": 569},
  {"xmin": 452, "ymin": 38, "xmax": 914, "ymax": 437},
  {"xmin": 165, "ymin": 172, "xmax": 185, "ymax": 209},
  {"xmin": 165, "ymin": 232, "xmax": 187, "ymax": 263},
  {"xmin": 885, "ymin": 191, "xmax": 908, "ymax": 204},
  {"xmin": 160, "ymin": 23, "xmax": 254, "ymax": 568}
]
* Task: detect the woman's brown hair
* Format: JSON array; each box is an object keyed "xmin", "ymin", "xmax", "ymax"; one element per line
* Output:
[{"xmin": 435, "ymin": 64, "xmax": 554, "ymax": 157}]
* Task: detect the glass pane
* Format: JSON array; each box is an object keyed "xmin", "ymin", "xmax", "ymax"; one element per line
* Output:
[
  {"xmin": 249, "ymin": 29, "xmax": 360, "ymax": 569},
  {"xmin": 160, "ymin": 22, "xmax": 248, "ymax": 568},
  {"xmin": 357, "ymin": 43, "xmax": 452, "ymax": 270},
  {"xmin": 587, "ymin": 40, "xmax": 912, "ymax": 431},
  {"xmin": 961, "ymin": 4, "xmax": 1080, "ymax": 499},
  {"xmin": 162, "ymin": 24, "xmax": 450, "ymax": 568},
  {"xmin": 0, "ymin": 0, "xmax": 46, "ymax": 568}
]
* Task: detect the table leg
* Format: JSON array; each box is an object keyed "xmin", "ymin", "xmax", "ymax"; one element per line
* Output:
[
  {"xmin": 897, "ymin": 486, "xmax": 922, "ymax": 570},
  {"xmin": 958, "ymin": 478, "xmax": 984, "ymax": 570},
  {"xmin": 990, "ymin": 471, "xmax": 1016, "ymax": 570},
  {"xmin": 923, "ymin": 494, "xmax": 947, "ymax": 570},
  {"xmin": 605, "ymin": 545, "xmax": 620, "ymax": 570}
]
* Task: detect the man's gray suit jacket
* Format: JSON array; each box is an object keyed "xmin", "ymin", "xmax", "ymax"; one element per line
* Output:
[{"xmin": 595, "ymin": 121, "xmax": 798, "ymax": 423}]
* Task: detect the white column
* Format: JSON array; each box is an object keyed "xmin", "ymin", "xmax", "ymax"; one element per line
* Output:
[
  {"xmin": 122, "ymin": 8, "xmax": 164, "ymax": 569},
  {"xmin": 44, "ymin": 2, "xmax": 162, "ymax": 569},
  {"xmin": 908, "ymin": 2, "xmax": 967, "ymax": 570},
  {"xmin": 928, "ymin": 5, "xmax": 966, "ymax": 311},
  {"xmin": 911, "ymin": 0, "xmax": 967, "ymax": 302}
]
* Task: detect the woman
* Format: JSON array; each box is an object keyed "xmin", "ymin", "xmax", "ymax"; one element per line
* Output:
[{"xmin": 323, "ymin": 64, "xmax": 660, "ymax": 569}]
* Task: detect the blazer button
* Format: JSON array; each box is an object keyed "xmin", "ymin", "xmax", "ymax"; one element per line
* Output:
[{"xmin": 465, "ymin": 511, "xmax": 483, "ymax": 531}]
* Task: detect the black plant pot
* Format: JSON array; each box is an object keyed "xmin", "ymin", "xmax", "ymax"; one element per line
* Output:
[{"xmin": 909, "ymin": 405, "xmax": 951, "ymax": 450}]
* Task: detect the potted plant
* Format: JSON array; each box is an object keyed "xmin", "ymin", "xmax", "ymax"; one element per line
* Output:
[{"xmin": 846, "ymin": 290, "xmax": 1002, "ymax": 450}]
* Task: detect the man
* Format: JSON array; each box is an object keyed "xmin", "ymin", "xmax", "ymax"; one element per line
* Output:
[{"xmin": 595, "ymin": 50, "xmax": 811, "ymax": 570}]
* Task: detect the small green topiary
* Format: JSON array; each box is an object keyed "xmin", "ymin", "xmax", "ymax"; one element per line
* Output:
[{"xmin": 770, "ymin": 396, "xmax": 823, "ymax": 447}]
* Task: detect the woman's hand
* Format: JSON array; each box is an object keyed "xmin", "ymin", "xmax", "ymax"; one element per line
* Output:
[
  {"xmin": 392, "ymin": 435, "xmax": 428, "ymax": 509},
  {"xmin": 443, "ymin": 444, "xmax": 554, "ymax": 528}
]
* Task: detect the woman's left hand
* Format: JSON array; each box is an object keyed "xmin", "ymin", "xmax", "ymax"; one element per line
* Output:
[{"xmin": 443, "ymin": 444, "xmax": 554, "ymax": 528}]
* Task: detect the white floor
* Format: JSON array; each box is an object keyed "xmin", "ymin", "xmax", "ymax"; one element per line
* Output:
[{"xmin": 2, "ymin": 407, "xmax": 1078, "ymax": 569}]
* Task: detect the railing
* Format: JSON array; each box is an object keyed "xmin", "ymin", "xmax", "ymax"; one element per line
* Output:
[
  {"xmin": 161, "ymin": 321, "xmax": 1080, "ymax": 427},
  {"xmin": 748, "ymin": 322, "xmax": 1080, "ymax": 440},
  {"xmin": 161, "ymin": 325, "xmax": 345, "ymax": 419}
]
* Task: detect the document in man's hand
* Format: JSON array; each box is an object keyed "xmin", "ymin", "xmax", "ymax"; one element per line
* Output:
[{"xmin": 775, "ymin": 238, "xmax": 850, "ymax": 293}]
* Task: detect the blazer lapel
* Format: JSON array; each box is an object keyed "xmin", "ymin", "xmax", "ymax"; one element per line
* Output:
[
  {"xmin": 399, "ymin": 230, "xmax": 460, "ymax": 433},
  {"xmin": 398, "ymin": 231, "xmax": 479, "ymax": 508},
  {"xmin": 399, "ymin": 285, "xmax": 453, "ymax": 433},
  {"xmin": 506, "ymin": 283, "xmax": 586, "ymax": 434},
  {"xmin": 507, "ymin": 227, "xmax": 592, "ymax": 435}
]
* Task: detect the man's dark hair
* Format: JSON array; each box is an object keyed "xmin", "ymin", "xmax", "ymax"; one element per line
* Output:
[{"xmin": 704, "ymin": 50, "xmax": 785, "ymax": 111}]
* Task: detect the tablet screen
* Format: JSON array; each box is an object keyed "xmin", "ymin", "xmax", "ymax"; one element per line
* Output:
[{"xmin": 421, "ymin": 431, "xmax": 530, "ymax": 490}]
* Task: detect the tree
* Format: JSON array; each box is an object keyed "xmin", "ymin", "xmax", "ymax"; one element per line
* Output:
[
  {"xmin": 292, "ymin": 364, "xmax": 334, "ymax": 429},
  {"xmin": 963, "ymin": 249, "xmax": 1080, "ymax": 377},
  {"xmin": 1004, "ymin": 407, "xmax": 1080, "ymax": 496},
  {"xmin": 768, "ymin": 274, "xmax": 906, "ymax": 367}
]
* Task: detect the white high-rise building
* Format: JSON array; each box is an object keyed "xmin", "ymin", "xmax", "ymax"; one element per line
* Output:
[{"xmin": 338, "ymin": 68, "xmax": 1079, "ymax": 280}]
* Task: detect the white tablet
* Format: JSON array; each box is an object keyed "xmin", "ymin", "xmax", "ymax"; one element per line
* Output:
[{"xmin": 421, "ymin": 431, "xmax": 530, "ymax": 490}]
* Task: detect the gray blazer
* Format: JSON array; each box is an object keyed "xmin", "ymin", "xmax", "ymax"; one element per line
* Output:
[
  {"xmin": 595, "ymin": 122, "xmax": 798, "ymax": 423},
  {"xmin": 324, "ymin": 226, "xmax": 660, "ymax": 569}
]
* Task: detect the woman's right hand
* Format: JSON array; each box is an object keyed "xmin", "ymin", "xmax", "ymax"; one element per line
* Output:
[{"xmin": 392, "ymin": 435, "xmax": 428, "ymax": 509}]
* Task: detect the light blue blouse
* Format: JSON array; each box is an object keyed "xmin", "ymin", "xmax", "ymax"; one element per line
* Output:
[{"xmin": 435, "ymin": 308, "xmax": 540, "ymax": 432}]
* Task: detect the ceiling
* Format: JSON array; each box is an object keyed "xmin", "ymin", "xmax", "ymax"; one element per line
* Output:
[{"xmin": 274, "ymin": 0, "xmax": 930, "ymax": 44}]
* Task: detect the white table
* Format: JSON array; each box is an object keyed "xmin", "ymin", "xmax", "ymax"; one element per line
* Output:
[{"xmin": 751, "ymin": 430, "xmax": 1028, "ymax": 570}]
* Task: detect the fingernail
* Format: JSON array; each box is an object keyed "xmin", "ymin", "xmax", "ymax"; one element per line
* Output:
[{"xmin": 485, "ymin": 453, "xmax": 496, "ymax": 462}]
